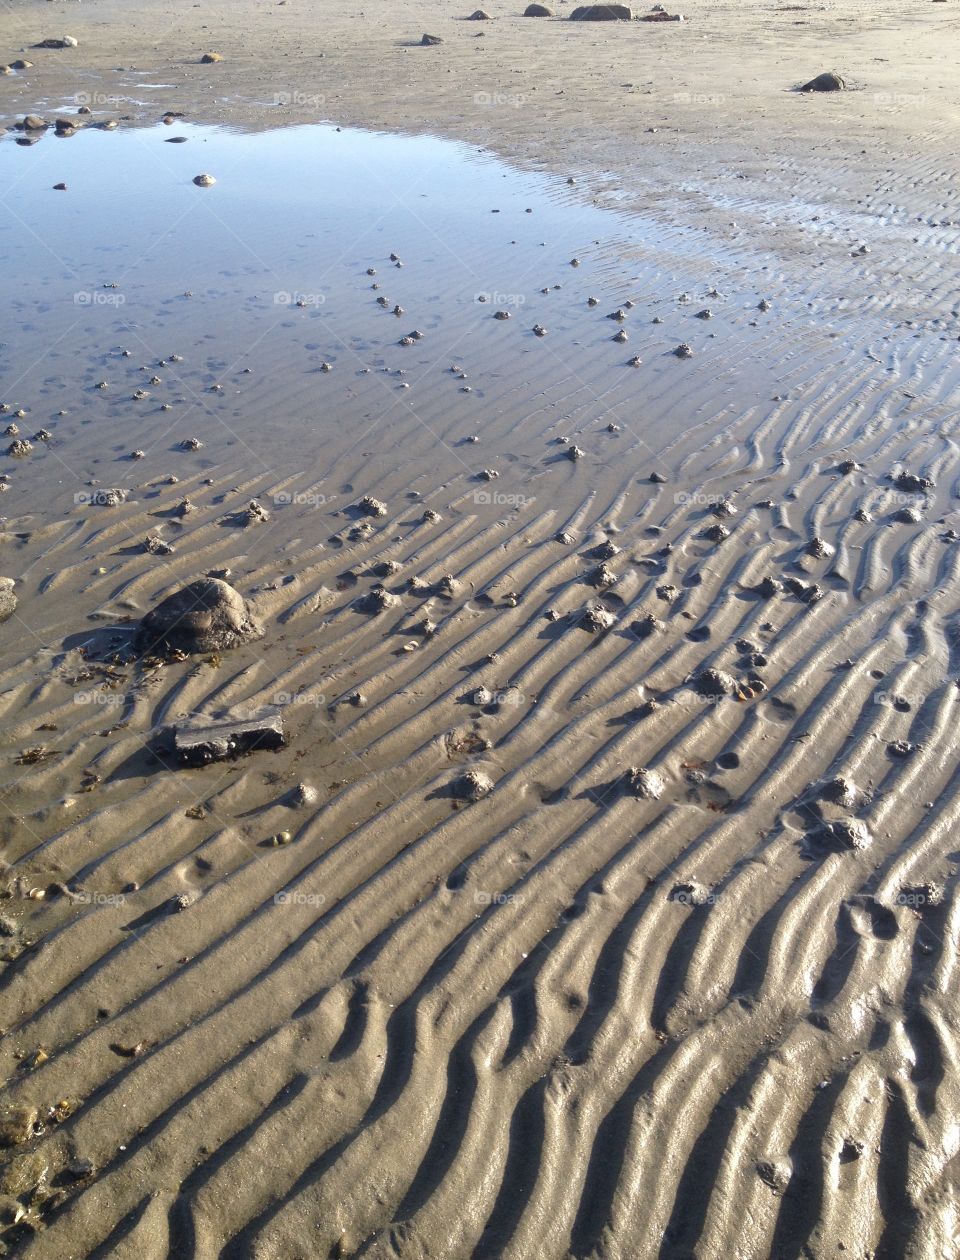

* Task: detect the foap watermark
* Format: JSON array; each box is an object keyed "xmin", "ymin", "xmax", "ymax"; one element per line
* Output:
[
  {"xmin": 73, "ymin": 690, "xmax": 124, "ymax": 709},
  {"xmin": 75, "ymin": 290, "xmax": 125, "ymax": 307},
  {"xmin": 273, "ymin": 490, "xmax": 334, "ymax": 508},
  {"xmin": 673, "ymin": 491, "xmax": 727, "ymax": 508},
  {"xmin": 475, "ymin": 291, "xmax": 526, "ymax": 307},
  {"xmin": 473, "ymin": 687, "xmax": 524, "ymax": 707},
  {"xmin": 74, "ymin": 890, "xmax": 126, "ymax": 907},
  {"xmin": 273, "ymin": 690, "xmax": 326, "ymax": 708},
  {"xmin": 674, "ymin": 690, "xmax": 726, "ymax": 708},
  {"xmin": 674, "ymin": 91, "xmax": 727, "ymax": 106},
  {"xmin": 474, "ymin": 90, "xmax": 527, "ymax": 108},
  {"xmin": 672, "ymin": 884, "xmax": 721, "ymax": 907},
  {"xmin": 873, "ymin": 690, "xmax": 919, "ymax": 710},
  {"xmin": 872, "ymin": 92, "xmax": 923, "ymax": 108},
  {"xmin": 473, "ymin": 489, "xmax": 536, "ymax": 508},
  {"xmin": 274, "ymin": 291, "xmax": 325, "ymax": 308},
  {"xmin": 474, "ymin": 889, "xmax": 523, "ymax": 906},
  {"xmin": 273, "ymin": 90, "xmax": 326, "ymax": 108},
  {"xmin": 274, "ymin": 889, "xmax": 326, "ymax": 906},
  {"xmin": 75, "ymin": 91, "xmax": 125, "ymax": 107}
]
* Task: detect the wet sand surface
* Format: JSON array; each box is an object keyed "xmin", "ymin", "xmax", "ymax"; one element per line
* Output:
[{"xmin": 1, "ymin": 2, "xmax": 960, "ymax": 1258}]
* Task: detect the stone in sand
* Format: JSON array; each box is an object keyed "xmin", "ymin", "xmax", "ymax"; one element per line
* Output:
[
  {"xmin": 193, "ymin": 174, "xmax": 216, "ymax": 187},
  {"xmin": 88, "ymin": 488, "xmax": 128, "ymax": 507},
  {"xmin": 35, "ymin": 36, "xmax": 78, "ymax": 49},
  {"xmin": 170, "ymin": 709, "xmax": 285, "ymax": 767},
  {"xmin": 354, "ymin": 586, "xmax": 400, "ymax": 614},
  {"xmin": 0, "ymin": 1104, "xmax": 38, "ymax": 1148},
  {"xmin": 357, "ymin": 494, "xmax": 388, "ymax": 517},
  {"xmin": 200, "ymin": 52, "xmax": 224, "ymax": 62},
  {"xmin": 21, "ymin": 115, "xmax": 47, "ymax": 131},
  {"xmin": 893, "ymin": 470, "xmax": 933, "ymax": 492},
  {"xmin": 692, "ymin": 667, "xmax": 735, "ymax": 698},
  {"xmin": 0, "ymin": 578, "xmax": 16, "ymax": 624},
  {"xmin": 138, "ymin": 578, "xmax": 264, "ymax": 655},
  {"xmin": 633, "ymin": 611, "xmax": 664, "ymax": 638},
  {"xmin": 800, "ymin": 71, "xmax": 845, "ymax": 92},
  {"xmin": 701, "ymin": 523, "xmax": 729, "ymax": 543},
  {"xmin": 816, "ymin": 817, "xmax": 873, "ymax": 852},
  {"xmin": 893, "ymin": 505, "xmax": 922, "ymax": 524},
  {"xmin": 806, "ymin": 536, "xmax": 834, "ymax": 559},
  {"xmin": 421, "ymin": 33, "xmax": 444, "ymax": 44},
  {"xmin": 580, "ymin": 604, "xmax": 616, "ymax": 632},
  {"xmin": 524, "ymin": 3, "xmax": 554, "ymax": 12},
  {"xmin": 625, "ymin": 766, "xmax": 665, "ymax": 800},
  {"xmin": 467, "ymin": 8, "xmax": 492, "ymax": 16},
  {"xmin": 451, "ymin": 768, "xmax": 494, "ymax": 801},
  {"xmin": 570, "ymin": 4, "xmax": 632, "ymax": 17},
  {"xmin": 819, "ymin": 776, "xmax": 858, "ymax": 808}
]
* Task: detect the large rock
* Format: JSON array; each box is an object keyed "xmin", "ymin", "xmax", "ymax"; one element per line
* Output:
[
  {"xmin": 138, "ymin": 578, "xmax": 263, "ymax": 655},
  {"xmin": 0, "ymin": 578, "xmax": 15, "ymax": 624},
  {"xmin": 524, "ymin": 2, "xmax": 553, "ymax": 12},
  {"xmin": 800, "ymin": 71, "xmax": 845, "ymax": 92},
  {"xmin": 169, "ymin": 709, "xmax": 284, "ymax": 766},
  {"xmin": 570, "ymin": 4, "xmax": 632, "ymax": 17}
]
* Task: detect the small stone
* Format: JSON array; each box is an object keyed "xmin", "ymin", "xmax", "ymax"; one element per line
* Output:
[
  {"xmin": 893, "ymin": 470, "xmax": 933, "ymax": 492},
  {"xmin": 193, "ymin": 173, "xmax": 216, "ymax": 187},
  {"xmin": 673, "ymin": 343, "xmax": 694, "ymax": 359},
  {"xmin": 580, "ymin": 604, "xmax": 616, "ymax": 633},
  {"xmin": 452, "ymin": 768, "xmax": 494, "ymax": 800},
  {"xmin": 354, "ymin": 585, "xmax": 400, "ymax": 614},
  {"xmin": 893, "ymin": 506, "xmax": 922, "ymax": 524},
  {"xmin": 692, "ymin": 667, "xmax": 735, "ymax": 698},
  {"xmin": 806, "ymin": 536, "xmax": 834, "ymax": 559},
  {"xmin": 358, "ymin": 495, "xmax": 387, "ymax": 517},
  {"xmin": 625, "ymin": 767, "xmax": 665, "ymax": 800}
]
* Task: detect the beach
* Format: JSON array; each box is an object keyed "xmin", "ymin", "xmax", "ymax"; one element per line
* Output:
[{"xmin": 1, "ymin": 0, "xmax": 959, "ymax": 1256}]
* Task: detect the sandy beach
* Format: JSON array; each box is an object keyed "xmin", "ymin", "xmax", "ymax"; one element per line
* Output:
[{"xmin": 1, "ymin": 0, "xmax": 960, "ymax": 1257}]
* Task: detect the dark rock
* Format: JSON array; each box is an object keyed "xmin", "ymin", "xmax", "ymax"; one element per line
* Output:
[
  {"xmin": 570, "ymin": 3, "xmax": 632, "ymax": 16},
  {"xmin": 524, "ymin": 3, "xmax": 553, "ymax": 12},
  {"xmin": 421, "ymin": 32, "xmax": 444, "ymax": 44},
  {"xmin": 893, "ymin": 471, "xmax": 933, "ymax": 492},
  {"xmin": 138, "ymin": 578, "xmax": 264, "ymax": 655},
  {"xmin": 169, "ymin": 709, "xmax": 284, "ymax": 767},
  {"xmin": 692, "ymin": 667, "xmax": 735, "ymax": 698},
  {"xmin": 800, "ymin": 71, "xmax": 845, "ymax": 92}
]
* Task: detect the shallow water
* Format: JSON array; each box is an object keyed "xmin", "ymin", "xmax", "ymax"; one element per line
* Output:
[{"xmin": 0, "ymin": 118, "xmax": 923, "ymax": 524}]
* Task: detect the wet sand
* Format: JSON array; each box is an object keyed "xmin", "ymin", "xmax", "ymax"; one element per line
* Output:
[{"xmin": 2, "ymin": 2, "xmax": 960, "ymax": 1258}]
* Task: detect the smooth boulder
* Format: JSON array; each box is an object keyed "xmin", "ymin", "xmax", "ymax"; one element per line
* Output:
[
  {"xmin": 800, "ymin": 71, "xmax": 845, "ymax": 92},
  {"xmin": 524, "ymin": 3, "xmax": 553, "ymax": 12},
  {"xmin": 570, "ymin": 4, "xmax": 632, "ymax": 17},
  {"xmin": 138, "ymin": 578, "xmax": 264, "ymax": 655}
]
